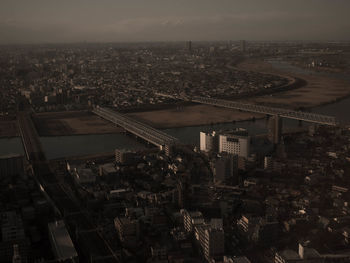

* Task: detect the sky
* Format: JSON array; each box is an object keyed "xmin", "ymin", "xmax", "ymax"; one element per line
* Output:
[{"xmin": 0, "ymin": 0, "xmax": 349, "ymax": 44}]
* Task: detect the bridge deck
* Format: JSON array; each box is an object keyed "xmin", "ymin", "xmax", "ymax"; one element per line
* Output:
[
  {"xmin": 191, "ymin": 96, "xmax": 337, "ymax": 126},
  {"xmin": 93, "ymin": 106, "xmax": 178, "ymax": 147}
]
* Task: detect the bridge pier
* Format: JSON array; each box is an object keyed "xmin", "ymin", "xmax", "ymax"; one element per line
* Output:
[{"xmin": 268, "ymin": 115, "xmax": 282, "ymax": 145}]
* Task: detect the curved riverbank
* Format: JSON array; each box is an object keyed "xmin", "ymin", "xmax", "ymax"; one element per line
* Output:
[{"xmin": 239, "ymin": 58, "xmax": 350, "ymax": 110}]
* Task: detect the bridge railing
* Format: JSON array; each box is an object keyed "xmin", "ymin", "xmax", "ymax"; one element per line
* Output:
[
  {"xmin": 93, "ymin": 107, "xmax": 178, "ymax": 147},
  {"xmin": 191, "ymin": 96, "xmax": 337, "ymax": 126}
]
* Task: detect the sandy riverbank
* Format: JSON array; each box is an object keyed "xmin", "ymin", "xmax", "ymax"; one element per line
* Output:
[
  {"xmin": 126, "ymin": 104, "xmax": 263, "ymax": 129},
  {"xmin": 238, "ymin": 59, "xmax": 350, "ymax": 109},
  {"xmin": 32, "ymin": 111, "xmax": 123, "ymax": 136}
]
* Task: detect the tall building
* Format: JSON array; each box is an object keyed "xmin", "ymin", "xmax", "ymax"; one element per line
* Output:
[
  {"xmin": 0, "ymin": 211, "xmax": 29, "ymax": 263},
  {"xmin": 195, "ymin": 224, "xmax": 225, "ymax": 262},
  {"xmin": 200, "ymin": 131, "xmax": 218, "ymax": 152},
  {"xmin": 187, "ymin": 41, "xmax": 192, "ymax": 52},
  {"xmin": 180, "ymin": 209, "xmax": 204, "ymax": 233},
  {"xmin": 114, "ymin": 217, "xmax": 140, "ymax": 246},
  {"xmin": 240, "ymin": 40, "xmax": 246, "ymax": 52},
  {"xmin": 48, "ymin": 220, "xmax": 78, "ymax": 262},
  {"xmin": 264, "ymin": 156, "xmax": 273, "ymax": 170},
  {"xmin": 213, "ymin": 154, "xmax": 239, "ymax": 184},
  {"xmin": 1, "ymin": 211, "xmax": 25, "ymax": 242},
  {"xmin": 176, "ymin": 180, "xmax": 190, "ymax": 208},
  {"xmin": 218, "ymin": 129, "xmax": 250, "ymax": 158},
  {"xmin": 0, "ymin": 154, "xmax": 24, "ymax": 178}
]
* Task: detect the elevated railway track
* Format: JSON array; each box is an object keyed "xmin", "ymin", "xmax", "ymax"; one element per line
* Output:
[{"xmin": 17, "ymin": 111, "xmax": 120, "ymax": 263}]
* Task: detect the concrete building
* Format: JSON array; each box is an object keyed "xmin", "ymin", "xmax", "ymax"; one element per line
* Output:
[
  {"xmin": 272, "ymin": 242, "xmax": 350, "ymax": 263},
  {"xmin": 150, "ymin": 245, "xmax": 168, "ymax": 261},
  {"xmin": 176, "ymin": 181, "xmax": 190, "ymax": 209},
  {"xmin": 115, "ymin": 149, "xmax": 136, "ymax": 164},
  {"xmin": 1, "ymin": 211, "xmax": 25, "ymax": 242},
  {"xmin": 200, "ymin": 131, "xmax": 218, "ymax": 152},
  {"xmin": 264, "ymin": 156, "xmax": 273, "ymax": 170},
  {"xmin": 240, "ymin": 40, "xmax": 246, "ymax": 53},
  {"xmin": 48, "ymin": 220, "xmax": 78, "ymax": 262},
  {"xmin": 210, "ymin": 218, "xmax": 223, "ymax": 230},
  {"xmin": 224, "ymin": 256, "xmax": 251, "ymax": 263},
  {"xmin": 237, "ymin": 214, "xmax": 261, "ymax": 239},
  {"xmin": 0, "ymin": 239, "xmax": 29, "ymax": 263},
  {"xmin": 114, "ymin": 217, "xmax": 140, "ymax": 246},
  {"xmin": 187, "ymin": 41, "xmax": 192, "ymax": 52},
  {"xmin": 213, "ymin": 154, "xmax": 238, "ymax": 184},
  {"xmin": 72, "ymin": 167, "xmax": 96, "ymax": 184},
  {"xmin": 180, "ymin": 209, "xmax": 204, "ymax": 233},
  {"xmin": 99, "ymin": 163, "xmax": 117, "ymax": 176},
  {"xmin": 195, "ymin": 224, "xmax": 225, "ymax": 262},
  {"xmin": 0, "ymin": 154, "xmax": 24, "ymax": 178},
  {"xmin": 218, "ymin": 129, "xmax": 250, "ymax": 158},
  {"xmin": 275, "ymin": 250, "xmax": 300, "ymax": 263}
]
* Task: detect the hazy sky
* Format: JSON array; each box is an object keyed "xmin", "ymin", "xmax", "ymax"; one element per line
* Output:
[{"xmin": 1, "ymin": 0, "xmax": 349, "ymax": 43}]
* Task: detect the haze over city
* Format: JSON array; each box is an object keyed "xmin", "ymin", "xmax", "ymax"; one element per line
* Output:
[
  {"xmin": 2, "ymin": 1, "xmax": 350, "ymax": 263},
  {"xmin": 1, "ymin": 0, "xmax": 350, "ymax": 43}
]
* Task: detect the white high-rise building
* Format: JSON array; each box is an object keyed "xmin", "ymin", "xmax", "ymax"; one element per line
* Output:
[
  {"xmin": 200, "ymin": 131, "xmax": 217, "ymax": 152},
  {"xmin": 218, "ymin": 129, "xmax": 250, "ymax": 158}
]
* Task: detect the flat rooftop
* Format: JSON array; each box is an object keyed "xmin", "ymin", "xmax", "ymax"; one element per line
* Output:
[{"xmin": 48, "ymin": 220, "xmax": 78, "ymax": 261}]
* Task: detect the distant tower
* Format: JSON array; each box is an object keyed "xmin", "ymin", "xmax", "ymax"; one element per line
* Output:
[
  {"xmin": 240, "ymin": 40, "xmax": 246, "ymax": 53},
  {"xmin": 187, "ymin": 41, "xmax": 192, "ymax": 52}
]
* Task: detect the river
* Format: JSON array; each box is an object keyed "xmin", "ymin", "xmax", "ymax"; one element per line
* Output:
[{"xmin": 1, "ymin": 59, "xmax": 349, "ymax": 159}]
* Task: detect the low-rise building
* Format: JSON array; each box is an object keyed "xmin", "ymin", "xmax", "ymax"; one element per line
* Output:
[
  {"xmin": 114, "ymin": 217, "xmax": 140, "ymax": 246},
  {"xmin": 99, "ymin": 163, "xmax": 117, "ymax": 176},
  {"xmin": 0, "ymin": 154, "xmax": 24, "ymax": 178}
]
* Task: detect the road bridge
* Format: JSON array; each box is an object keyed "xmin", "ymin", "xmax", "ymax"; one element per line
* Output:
[{"xmin": 93, "ymin": 106, "xmax": 179, "ymax": 150}]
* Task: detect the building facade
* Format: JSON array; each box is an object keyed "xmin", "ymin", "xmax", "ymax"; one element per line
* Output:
[
  {"xmin": 218, "ymin": 130, "xmax": 250, "ymax": 158},
  {"xmin": 0, "ymin": 154, "xmax": 24, "ymax": 178},
  {"xmin": 200, "ymin": 131, "xmax": 218, "ymax": 152}
]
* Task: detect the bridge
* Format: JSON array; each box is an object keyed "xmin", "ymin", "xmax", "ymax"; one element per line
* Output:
[
  {"xmin": 191, "ymin": 96, "xmax": 337, "ymax": 126},
  {"xmin": 93, "ymin": 106, "xmax": 179, "ymax": 150},
  {"xmin": 17, "ymin": 112, "xmax": 46, "ymax": 162},
  {"xmin": 155, "ymin": 93, "xmax": 337, "ymax": 126},
  {"xmin": 17, "ymin": 112, "xmax": 121, "ymax": 263}
]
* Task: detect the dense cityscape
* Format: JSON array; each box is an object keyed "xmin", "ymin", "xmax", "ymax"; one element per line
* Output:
[{"xmin": 1, "ymin": 1, "xmax": 350, "ymax": 263}]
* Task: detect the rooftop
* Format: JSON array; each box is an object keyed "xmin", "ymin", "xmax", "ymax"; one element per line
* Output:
[
  {"xmin": 0, "ymin": 154, "xmax": 23, "ymax": 160},
  {"xmin": 48, "ymin": 220, "xmax": 77, "ymax": 261}
]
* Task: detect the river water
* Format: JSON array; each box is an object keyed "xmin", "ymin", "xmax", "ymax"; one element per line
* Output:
[{"xmin": 1, "ymin": 59, "xmax": 349, "ymax": 159}]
